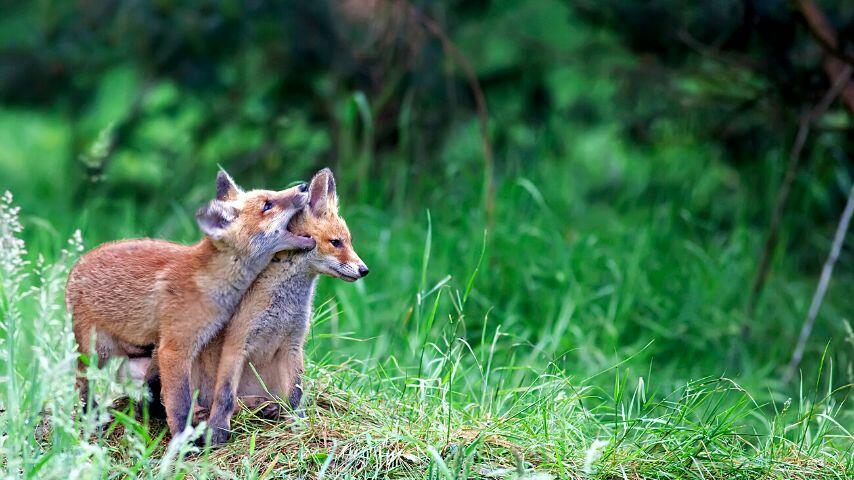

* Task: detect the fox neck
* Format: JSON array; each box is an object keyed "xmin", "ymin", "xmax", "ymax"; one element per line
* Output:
[
  {"xmin": 263, "ymin": 251, "xmax": 319, "ymax": 341},
  {"xmin": 194, "ymin": 236, "xmax": 278, "ymax": 321},
  {"xmin": 268, "ymin": 251, "xmax": 319, "ymax": 295}
]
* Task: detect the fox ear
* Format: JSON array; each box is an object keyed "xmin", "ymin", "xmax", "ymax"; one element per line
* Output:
[
  {"xmin": 325, "ymin": 169, "xmax": 339, "ymax": 213},
  {"xmin": 216, "ymin": 169, "xmax": 243, "ymax": 201},
  {"xmin": 308, "ymin": 168, "xmax": 337, "ymax": 215},
  {"xmin": 196, "ymin": 200, "xmax": 238, "ymax": 240}
]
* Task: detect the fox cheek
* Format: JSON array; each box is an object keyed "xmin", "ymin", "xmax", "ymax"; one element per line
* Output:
[{"xmin": 335, "ymin": 250, "xmax": 352, "ymax": 265}]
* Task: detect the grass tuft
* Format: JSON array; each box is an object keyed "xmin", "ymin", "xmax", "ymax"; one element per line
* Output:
[{"xmin": 178, "ymin": 362, "xmax": 850, "ymax": 479}]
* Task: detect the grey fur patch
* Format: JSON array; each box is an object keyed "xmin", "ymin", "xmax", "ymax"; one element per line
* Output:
[
  {"xmin": 192, "ymin": 250, "xmax": 274, "ymax": 357},
  {"xmin": 233, "ymin": 253, "xmax": 318, "ymax": 395},
  {"xmin": 192, "ymin": 189, "xmax": 309, "ymax": 358},
  {"xmin": 245, "ymin": 264, "xmax": 315, "ymax": 353}
]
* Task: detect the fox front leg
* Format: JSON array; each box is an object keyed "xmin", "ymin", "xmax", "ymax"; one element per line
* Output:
[
  {"xmin": 156, "ymin": 343, "xmax": 195, "ymax": 439},
  {"xmin": 206, "ymin": 346, "xmax": 247, "ymax": 445}
]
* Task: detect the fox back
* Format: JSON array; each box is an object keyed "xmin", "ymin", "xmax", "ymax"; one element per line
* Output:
[
  {"xmin": 66, "ymin": 174, "xmax": 312, "ymax": 351},
  {"xmin": 66, "ymin": 238, "xmax": 196, "ymax": 347}
]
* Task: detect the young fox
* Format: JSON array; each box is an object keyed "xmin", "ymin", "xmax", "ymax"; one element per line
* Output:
[
  {"xmin": 190, "ymin": 168, "xmax": 368, "ymax": 445},
  {"xmin": 65, "ymin": 170, "xmax": 315, "ymax": 436}
]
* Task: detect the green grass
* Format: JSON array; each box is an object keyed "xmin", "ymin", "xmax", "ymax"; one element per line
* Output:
[
  {"xmin": 0, "ymin": 2, "xmax": 852, "ymax": 475},
  {"xmin": 1, "ymin": 187, "xmax": 852, "ymax": 478}
]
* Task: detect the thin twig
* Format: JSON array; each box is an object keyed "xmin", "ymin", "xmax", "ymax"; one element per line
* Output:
[
  {"xmin": 677, "ymin": 28, "xmax": 760, "ymax": 72},
  {"xmin": 785, "ymin": 183, "xmax": 854, "ymax": 381},
  {"xmin": 746, "ymin": 65, "xmax": 853, "ymax": 317},
  {"xmin": 795, "ymin": 0, "xmax": 854, "ymax": 67},
  {"xmin": 795, "ymin": 0, "xmax": 854, "ymax": 113}
]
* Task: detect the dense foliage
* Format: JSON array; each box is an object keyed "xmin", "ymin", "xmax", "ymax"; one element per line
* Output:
[{"xmin": 0, "ymin": 1, "xmax": 851, "ymax": 477}]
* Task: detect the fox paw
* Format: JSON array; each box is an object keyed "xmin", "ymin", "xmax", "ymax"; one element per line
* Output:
[
  {"xmin": 258, "ymin": 402, "xmax": 283, "ymax": 420},
  {"xmin": 249, "ymin": 401, "xmax": 282, "ymax": 420},
  {"xmin": 242, "ymin": 396, "xmax": 281, "ymax": 419},
  {"xmin": 193, "ymin": 424, "xmax": 230, "ymax": 447},
  {"xmin": 208, "ymin": 426, "xmax": 230, "ymax": 446},
  {"xmin": 191, "ymin": 406, "xmax": 210, "ymax": 426}
]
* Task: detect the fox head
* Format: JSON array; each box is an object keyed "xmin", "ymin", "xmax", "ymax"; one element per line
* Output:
[
  {"xmin": 288, "ymin": 168, "xmax": 369, "ymax": 282},
  {"xmin": 195, "ymin": 170, "xmax": 316, "ymax": 256}
]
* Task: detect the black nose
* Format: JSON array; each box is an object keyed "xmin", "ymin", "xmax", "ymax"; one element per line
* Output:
[
  {"xmin": 358, "ymin": 265, "xmax": 370, "ymax": 277},
  {"xmin": 298, "ymin": 182, "xmax": 308, "ymax": 192}
]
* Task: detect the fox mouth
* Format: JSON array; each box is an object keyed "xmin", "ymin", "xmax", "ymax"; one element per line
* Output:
[
  {"xmin": 277, "ymin": 209, "xmax": 314, "ymax": 250},
  {"xmin": 337, "ymin": 272, "xmax": 359, "ymax": 282},
  {"xmin": 332, "ymin": 265, "xmax": 361, "ymax": 282},
  {"xmin": 282, "ymin": 230, "xmax": 313, "ymax": 248},
  {"xmin": 284, "ymin": 223, "xmax": 313, "ymax": 248}
]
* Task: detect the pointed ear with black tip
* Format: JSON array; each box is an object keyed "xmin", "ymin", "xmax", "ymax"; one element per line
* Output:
[
  {"xmin": 196, "ymin": 200, "xmax": 238, "ymax": 241},
  {"xmin": 216, "ymin": 169, "xmax": 243, "ymax": 201},
  {"xmin": 325, "ymin": 168, "xmax": 339, "ymax": 213},
  {"xmin": 308, "ymin": 168, "xmax": 335, "ymax": 215}
]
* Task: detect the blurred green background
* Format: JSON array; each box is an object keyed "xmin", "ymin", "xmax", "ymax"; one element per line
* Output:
[{"xmin": 1, "ymin": 0, "xmax": 852, "ymax": 402}]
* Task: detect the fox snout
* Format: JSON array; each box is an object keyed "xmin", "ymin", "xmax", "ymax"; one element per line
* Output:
[
  {"xmin": 333, "ymin": 260, "xmax": 369, "ymax": 282},
  {"xmin": 276, "ymin": 191, "xmax": 314, "ymax": 251}
]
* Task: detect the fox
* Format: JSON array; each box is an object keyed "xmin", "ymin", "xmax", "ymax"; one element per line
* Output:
[
  {"xmin": 188, "ymin": 168, "xmax": 368, "ymax": 445},
  {"xmin": 65, "ymin": 170, "xmax": 316, "ymax": 437}
]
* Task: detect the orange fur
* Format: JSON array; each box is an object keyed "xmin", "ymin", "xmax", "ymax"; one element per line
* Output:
[
  {"xmin": 66, "ymin": 171, "xmax": 314, "ymax": 437},
  {"xmin": 190, "ymin": 168, "xmax": 368, "ymax": 444}
]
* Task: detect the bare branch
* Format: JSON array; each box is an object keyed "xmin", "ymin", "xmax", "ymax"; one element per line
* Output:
[
  {"xmin": 795, "ymin": 0, "xmax": 854, "ymax": 66},
  {"xmin": 795, "ymin": 0, "xmax": 854, "ymax": 113},
  {"xmin": 785, "ymin": 182, "xmax": 854, "ymax": 381},
  {"xmin": 747, "ymin": 65, "xmax": 853, "ymax": 317}
]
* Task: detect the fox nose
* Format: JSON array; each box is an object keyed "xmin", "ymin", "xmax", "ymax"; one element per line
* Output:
[{"xmin": 358, "ymin": 265, "xmax": 370, "ymax": 277}]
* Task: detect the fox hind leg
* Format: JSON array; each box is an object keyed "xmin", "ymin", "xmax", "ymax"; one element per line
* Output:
[
  {"xmin": 74, "ymin": 325, "xmax": 131, "ymax": 412},
  {"xmin": 142, "ymin": 348, "xmax": 167, "ymax": 419},
  {"xmin": 236, "ymin": 346, "xmax": 304, "ymax": 420}
]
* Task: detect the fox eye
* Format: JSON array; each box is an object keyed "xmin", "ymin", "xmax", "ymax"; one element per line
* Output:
[
  {"xmin": 262, "ymin": 200, "xmax": 273, "ymax": 213},
  {"xmin": 330, "ymin": 239, "xmax": 343, "ymax": 248}
]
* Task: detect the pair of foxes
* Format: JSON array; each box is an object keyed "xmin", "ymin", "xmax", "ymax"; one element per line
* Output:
[{"xmin": 65, "ymin": 168, "xmax": 367, "ymax": 445}]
